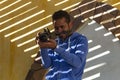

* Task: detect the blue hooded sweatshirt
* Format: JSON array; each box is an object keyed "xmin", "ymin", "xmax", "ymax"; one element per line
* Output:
[{"xmin": 40, "ymin": 32, "xmax": 88, "ymax": 80}]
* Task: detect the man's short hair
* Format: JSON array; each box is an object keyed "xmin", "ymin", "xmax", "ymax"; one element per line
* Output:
[{"xmin": 52, "ymin": 10, "xmax": 71, "ymax": 23}]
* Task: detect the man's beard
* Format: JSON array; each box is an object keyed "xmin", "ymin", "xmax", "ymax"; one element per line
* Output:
[{"xmin": 55, "ymin": 30, "xmax": 72, "ymax": 39}]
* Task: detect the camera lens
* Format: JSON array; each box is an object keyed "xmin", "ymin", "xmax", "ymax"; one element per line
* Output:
[{"xmin": 39, "ymin": 33, "xmax": 48, "ymax": 42}]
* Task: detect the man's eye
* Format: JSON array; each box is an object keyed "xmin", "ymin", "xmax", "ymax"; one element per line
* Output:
[
  {"xmin": 60, "ymin": 26, "xmax": 64, "ymax": 29},
  {"xmin": 55, "ymin": 27, "xmax": 59, "ymax": 30}
]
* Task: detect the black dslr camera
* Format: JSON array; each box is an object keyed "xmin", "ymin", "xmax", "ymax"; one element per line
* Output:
[{"xmin": 38, "ymin": 28, "xmax": 51, "ymax": 42}]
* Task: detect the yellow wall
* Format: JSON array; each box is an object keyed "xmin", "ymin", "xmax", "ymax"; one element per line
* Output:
[
  {"xmin": 99, "ymin": 0, "xmax": 120, "ymax": 9},
  {"xmin": 0, "ymin": 0, "xmax": 120, "ymax": 80}
]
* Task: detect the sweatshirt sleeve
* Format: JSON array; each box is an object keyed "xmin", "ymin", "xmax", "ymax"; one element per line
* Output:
[
  {"xmin": 54, "ymin": 36, "xmax": 88, "ymax": 68},
  {"xmin": 40, "ymin": 48, "xmax": 52, "ymax": 68}
]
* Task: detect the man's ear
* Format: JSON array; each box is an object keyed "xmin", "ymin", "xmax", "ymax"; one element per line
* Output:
[{"xmin": 69, "ymin": 21, "xmax": 73, "ymax": 29}]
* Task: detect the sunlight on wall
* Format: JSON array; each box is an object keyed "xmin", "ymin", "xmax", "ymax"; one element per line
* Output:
[{"xmin": 0, "ymin": 0, "xmax": 120, "ymax": 80}]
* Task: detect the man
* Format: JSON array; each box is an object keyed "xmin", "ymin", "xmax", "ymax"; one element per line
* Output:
[{"xmin": 36, "ymin": 10, "xmax": 88, "ymax": 80}]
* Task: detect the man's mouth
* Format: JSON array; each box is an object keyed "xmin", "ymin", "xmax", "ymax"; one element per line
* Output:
[{"xmin": 55, "ymin": 31, "xmax": 68, "ymax": 35}]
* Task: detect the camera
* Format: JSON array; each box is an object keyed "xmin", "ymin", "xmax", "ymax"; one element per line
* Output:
[{"xmin": 38, "ymin": 28, "xmax": 51, "ymax": 42}]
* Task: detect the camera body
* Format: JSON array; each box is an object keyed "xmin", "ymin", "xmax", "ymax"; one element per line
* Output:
[{"xmin": 38, "ymin": 28, "xmax": 51, "ymax": 42}]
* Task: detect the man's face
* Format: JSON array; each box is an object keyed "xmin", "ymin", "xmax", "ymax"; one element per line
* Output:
[{"xmin": 53, "ymin": 17, "xmax": 72, "ymax": 40}]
